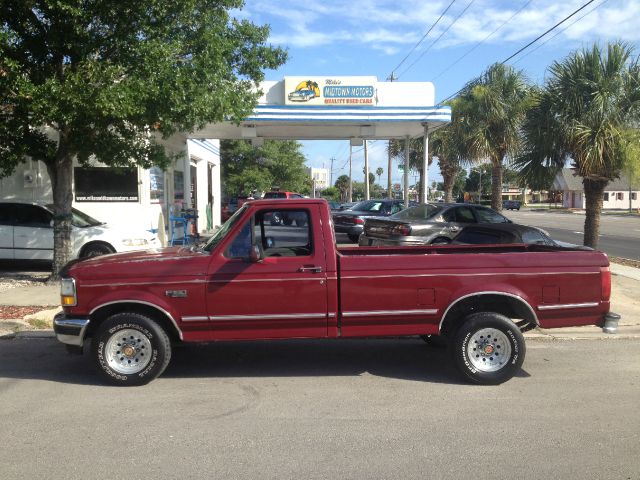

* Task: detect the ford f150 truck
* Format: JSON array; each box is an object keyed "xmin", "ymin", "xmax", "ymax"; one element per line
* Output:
[{"xmin": 54, "ymin": 199, "xmax": 619, "ymax": 386}]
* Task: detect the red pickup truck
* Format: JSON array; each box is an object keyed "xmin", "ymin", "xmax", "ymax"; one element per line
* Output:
[{"xmin": 54, "ymin": 199, "xmax": 618, "ymax": 386}]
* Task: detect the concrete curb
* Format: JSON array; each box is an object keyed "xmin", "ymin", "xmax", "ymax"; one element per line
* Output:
[{"xmin": 2, "ymin": 327, "xmax": 638, "ymax": 342}]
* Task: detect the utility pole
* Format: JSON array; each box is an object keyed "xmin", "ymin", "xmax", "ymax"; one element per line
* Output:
[
  {"xmin": 422, "ymin": 124, "xmax": 429, "ymax": 203},
  {"xmin": 348, "ymin": 144, "xmax": 353, "ymax": 202},
  {"xmin": 387, "ymin": 141, "xmax": 392, "ymax": 198},
  {"xmin": 364, "ymin": 140, "xmax": 370, "ymax": 200},
  {"xmin": 329, "ymin": 157, "xmax": 335, "ymax": 187},
  {"xmin": 404, "ymin": 136, "xmax": 410, "ymax": 208}
]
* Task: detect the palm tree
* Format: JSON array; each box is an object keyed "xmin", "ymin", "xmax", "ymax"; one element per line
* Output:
[
  {"xmin": 457, "ymin": 63, "xmax": 531, "ymax": 211},
  {"xmin": 514, "ymin": 42, "xmax": 640, "ymax": 247},
  {"xmin": 430, "ymin": 98, "xmax": 467, "ymax": 203},
  {"xmin": 388, "ymin": 138, "xmax": 429, "ymax": 202},
  {"xmin": 334, "ymin": 174, "xmax": 350, "ymax": 202},
  {"xmin": 375, "ymin": 167, "xmax": 383, "ymax": 184}
]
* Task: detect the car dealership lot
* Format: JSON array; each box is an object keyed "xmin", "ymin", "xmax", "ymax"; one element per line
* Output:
[{"xmin": 0, "ymin": 336, "xmax": 639, "ymax": 479}]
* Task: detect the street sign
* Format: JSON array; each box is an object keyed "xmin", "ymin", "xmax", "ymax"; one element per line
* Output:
[
  {"xmin": 398, "ymin": 164, "xmax": 404, "ymax": 171},
  {"xmin": 393, "ymin": 183, "xmax": 401, "ymax": 192}
]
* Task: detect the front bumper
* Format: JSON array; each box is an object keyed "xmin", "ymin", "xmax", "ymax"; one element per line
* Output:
[
  {"xmin": 599, "ymin": 312, "xmax": 621, "ymax": 334},
  {"xmin": 53, "ymin": 312, "xmax": 90, "ymax": 346}
]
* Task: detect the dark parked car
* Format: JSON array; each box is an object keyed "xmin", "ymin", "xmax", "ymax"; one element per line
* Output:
[
  {"xmin": 359, "ymin": 202, "xmax": 511, "ymax": 246},
  {"xmin": 333, "ymin": 199, "xmax": 414, "ymax": 242},
  {"xmin": 503, "ymin": 200, "xmax": 521, "ymax": 210},
  {"xmin": 449, "ymin": 223, "xmax": 591, "ymax": 249}
]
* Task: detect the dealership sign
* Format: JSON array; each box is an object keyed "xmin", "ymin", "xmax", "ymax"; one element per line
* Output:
[{"xmin": 284, "ymin": 76, "xmax": 377, "ymax": 106}]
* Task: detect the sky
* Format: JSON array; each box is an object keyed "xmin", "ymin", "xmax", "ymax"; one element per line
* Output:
[{"xmin": 238, "ymin": 0, "xmax": 640, "ymax": 189}]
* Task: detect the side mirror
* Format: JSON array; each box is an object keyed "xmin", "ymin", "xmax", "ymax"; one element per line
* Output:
[{"xmin": 249, "ymin": 245, "xmax": 263, "ymax": 263}]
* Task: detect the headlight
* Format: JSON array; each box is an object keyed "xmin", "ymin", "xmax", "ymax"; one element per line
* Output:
[
  {"xmin": 60, "ymin": 278, "xmax": 77, "ymax": 307},
  {"xmin": 121, "ymin": 238, "xmax": 150, "ymax": 247}
]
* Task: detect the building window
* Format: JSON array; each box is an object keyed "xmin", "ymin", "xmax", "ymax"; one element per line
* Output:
[
  {"xmin": 632, "ymin": 192, "xmax": 637, "ymax": 201},
  {"xmin": 617, "ymin": 192, "xmax": 624, "ymax": 200},
  {"xmin": 74, "ymin": 167, "xmax": 139, "ymax": 202},
  {"xmin": 603, "ymin": 192, "xmax": 609, "ymax": 201},
  {"xmin": 150, "ymin": 167, "xmax": 165, "ymax": 204}
]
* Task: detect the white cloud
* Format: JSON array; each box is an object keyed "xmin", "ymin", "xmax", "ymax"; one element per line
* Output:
[{"xmin": 245, "ymin": 0, "xmax": 640, "ymax": 54}]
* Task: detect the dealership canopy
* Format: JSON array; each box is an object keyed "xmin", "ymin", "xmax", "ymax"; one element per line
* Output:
[{"xmin": 192, "ymin": 76, "xmax": 451, "ymax": 141}]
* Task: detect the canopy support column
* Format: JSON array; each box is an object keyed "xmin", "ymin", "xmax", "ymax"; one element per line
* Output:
[{"xmin": 404, "ymin": 135, "xmax": 410, "ymax": 208}]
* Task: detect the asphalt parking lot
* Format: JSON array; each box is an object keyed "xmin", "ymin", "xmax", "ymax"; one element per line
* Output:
[{"xmin": 0, "ymin": 336, "xmax": 639, "ymax": 479}]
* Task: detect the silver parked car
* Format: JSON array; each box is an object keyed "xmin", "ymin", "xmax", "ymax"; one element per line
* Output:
[{"xmin": 358, "ymin": 203, "xmax": 511, "ymax": 246}]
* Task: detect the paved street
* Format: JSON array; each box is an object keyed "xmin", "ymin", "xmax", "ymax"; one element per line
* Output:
[
  {"xmin": 505, "ymin": 210, "xmax": 640, "ymax": 260},
  {"xmin": 0, "ymin": 336, "xmax": 639, "ymax": 479}
]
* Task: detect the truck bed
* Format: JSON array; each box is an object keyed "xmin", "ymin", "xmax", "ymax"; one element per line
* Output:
[{"xmin": 336, "ymin": 244, "xmax": 609, "ymax": 337}]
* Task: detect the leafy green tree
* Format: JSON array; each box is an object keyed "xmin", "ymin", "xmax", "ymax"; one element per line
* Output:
[
  {"xmin": 514, "ymin": 43, "xmax": 640, "ymax": 247},
  {"xmin": 321, "ymin": 186, "xmax": 340, "ymax": 201},
  {"xmin": 221, "ymin": 139, "xmax": 308, "ymax": 196},
  {"xmin": 456, "ymin": 63, "xmax": 532, "ymax": 211},
  {"xmin": 0, "ymin": 0, "xmax": 286, "ymax": 276}
]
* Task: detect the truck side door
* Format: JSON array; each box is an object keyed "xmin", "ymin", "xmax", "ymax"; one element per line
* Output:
[
  {"xmin": 0, "ymin": 204, "xmax": 15, "ymax": 259},
  {"xmin": 205, "ymin": 205, "xmax": 328, "ymax": 340},
  {"xmin": 13, "ymin": 204, "xmax": 54, "ymax": 260}
]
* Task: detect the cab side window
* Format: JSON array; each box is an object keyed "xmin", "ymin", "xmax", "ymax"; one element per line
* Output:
[
  {"xmin": 224, "ymin": 210, "xmax": 313, "ymax": 259},
  {"xmin": 256, "ymin": 210, "xmax": 312, "ymax": 258}
]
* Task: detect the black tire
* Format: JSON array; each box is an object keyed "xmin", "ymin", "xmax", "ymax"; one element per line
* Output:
[
  {"xmin": 283, "ymin": 217, "xmax": 294, "ymax": 226},
  {"xmin": 348, "ymin": 233, "xmax": 360, "ymax": 243},
  {"xmin": 419, "ymin": 334, "xmax": 449, "ymax": 348},
  {"xmin": 452, "ymin": 312, "xmax": 525, "ymax": 385},
  {"xmin": 81, "ymin": 242, "xmax": 114, "ymax": 258},
  {"xmin": 91, "ymin": 312, "xmax": 171, "ymax": 386},
  {"xmin": 295, "ymin": 218, "xmax": 307, "ymax": 227}
]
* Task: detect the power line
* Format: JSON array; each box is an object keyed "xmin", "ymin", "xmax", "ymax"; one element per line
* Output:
[
  {"xmin": 500, "ymin": 0, "xmax": 598, "ymax": 64},
  {"xmin": 432, "ymin": 0, "xmax": 533, "ymax": 82},
  {"xmin": 436, "ymin": 0, "xmax": 600, "ymax": 105},
  {"xmin": 512, "ymin": 0, "xmax": 611, "ymax": 66},
  {"xmin": 388, "ymin": 0, "xmax": 457, "ymax": 79},
  {"xmin": 397, "ymin": 0, "xmax": 477, "ymax": 79}
]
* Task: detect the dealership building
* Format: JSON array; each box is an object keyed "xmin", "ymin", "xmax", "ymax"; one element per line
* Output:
[{"xmin": 0, "ymin": 77, "xmax": 450, "ymax": 240}]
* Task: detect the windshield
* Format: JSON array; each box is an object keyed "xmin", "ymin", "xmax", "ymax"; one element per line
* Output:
[
  {"xmin": 202, "ymin": 204, "xmax": 249, "ymax": 252},
  {"xmin": 47, "ymin": 204, "xmax": 103, "ymax": 227},
  {"xmin": 351, "ymin": 200, "xmax": 386, "ymax": 212},
  {"xmin": 391, "ymin": 204, "xmax": 442, "ymax": 220}
]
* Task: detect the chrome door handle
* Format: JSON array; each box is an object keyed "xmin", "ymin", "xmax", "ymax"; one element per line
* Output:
[{"xmin": 298, "ymin": 266, "xmax": 323, "ymax": 273}]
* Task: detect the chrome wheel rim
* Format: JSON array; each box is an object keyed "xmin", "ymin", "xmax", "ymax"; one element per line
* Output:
[
  {"xmin": 467, "ymin": 328, "xmax": 512, "ymax": 372},
  {"xmin": 105, "ymin": 329, "xmax": 152, "ymax": 375}
]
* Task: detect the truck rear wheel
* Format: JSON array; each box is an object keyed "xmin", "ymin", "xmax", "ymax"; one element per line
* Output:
[
  {"xmin": 452, "ymin": 312, "xmax": 525, "ymax": 385},
  {"xmin": 91, "ymin": 312, "xmax": 171, "ymax": 386}
]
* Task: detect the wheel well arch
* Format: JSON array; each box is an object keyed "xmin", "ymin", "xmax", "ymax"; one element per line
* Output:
[
  {"xmin": 439, "ymin": 292, "xmax": 538, "ymax": 338},
  {"xmin": 86, "ymin": 301, "xmax": 182, "ymax": 342},
  {"xmin": 79, "ymin": 241, "xmax": 115, "ymax": 257}
]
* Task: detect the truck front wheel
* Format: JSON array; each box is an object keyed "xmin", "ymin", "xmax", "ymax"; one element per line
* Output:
[
  {"xmin": 91, "ymin": 312, "xmax": 172, "ymax": 386},
  {"xmin": 452, "ymin": 312, "xmax": 525, "ymax": 385}
]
